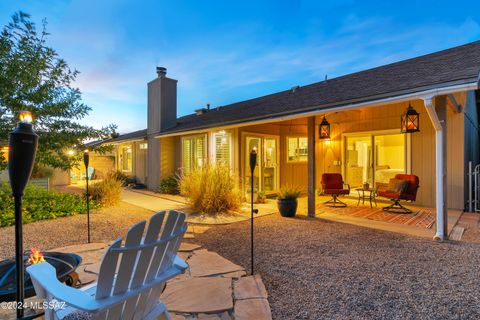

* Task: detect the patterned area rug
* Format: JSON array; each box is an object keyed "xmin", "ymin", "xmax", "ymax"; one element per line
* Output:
[{"xmin": 317, "ymin": 204, "xmax": 435, "ymax": 229}]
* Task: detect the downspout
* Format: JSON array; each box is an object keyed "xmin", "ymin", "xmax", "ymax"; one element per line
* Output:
[{"xmin": 423, "ymin": 96, "xmax": 447, "ymax": 240}]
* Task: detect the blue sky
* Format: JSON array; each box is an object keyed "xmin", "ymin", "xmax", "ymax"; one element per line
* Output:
[{"xmin": 1, "ymin": 0, "xmax": 479, "ymax": 133}]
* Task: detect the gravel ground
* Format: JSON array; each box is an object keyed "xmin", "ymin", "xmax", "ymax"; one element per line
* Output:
[
  {"xmin": 0, "ymin": 202, "xmax": 154, "ymax": 260},
  {"xmin": 193, "ymin": 214, "xmax": 480, "ymax": 320}
]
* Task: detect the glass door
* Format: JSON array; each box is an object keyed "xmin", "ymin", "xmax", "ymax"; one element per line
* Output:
[
  {"xmin": 263, "ymin": 138, "xmax": 278, "ymax": 192},
  {"xmin": 345, "ymin": 136, "xmax": 372, "ymax": 188},
  {"xmin": 373, "ymin": 134, "xmax": 406, "ymax": 186}
]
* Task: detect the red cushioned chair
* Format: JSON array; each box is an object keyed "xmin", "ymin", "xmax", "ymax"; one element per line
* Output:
[
  {"xmin": 377, "ymin": 174, "xmax": 420, "ymax": 213},
  {"xmin": 321, "ymin": 173, "xmax": 350, "ymax": 207}
]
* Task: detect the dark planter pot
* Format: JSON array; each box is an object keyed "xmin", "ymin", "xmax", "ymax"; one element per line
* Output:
[{"xmin": 277, "ymin": 198, "xmax": 298, "ymax": 217}]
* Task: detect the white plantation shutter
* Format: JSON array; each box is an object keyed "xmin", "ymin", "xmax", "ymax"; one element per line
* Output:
[
  {"xmin": 182, "ymin": 135, "xmax": 206, "ymax": 174},
  {"xmin": 214, "ymin": 131, "xmax": 231, "ymax": 167}
]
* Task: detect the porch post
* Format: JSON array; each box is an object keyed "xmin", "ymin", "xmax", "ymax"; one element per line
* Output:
[
  {"xmin": 424, "ymin": 97, "xmax": 448, "ymax": 240},
  {"xmin": 307, "ymin": 116, "xmax": 316, "ymax": 218}
]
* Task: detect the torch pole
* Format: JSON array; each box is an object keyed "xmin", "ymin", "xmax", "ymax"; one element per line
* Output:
[
  {"xmin": 250, "ymin": 170, "xmax": 254, "ymax": 275},
  {"xmin": 86, "ymin": 172, "xmax": 90, "ymax": 243},
  {"xmin": 83, "ymin": 150, "xmax": 90, "ymax": 244},
  {"xmin": 14, "ymin": 196, "xmax": 24, "ymax": 319},
  {"xmin": 249, "ymin": 148, "xmax": 258, "ymax": 275}
]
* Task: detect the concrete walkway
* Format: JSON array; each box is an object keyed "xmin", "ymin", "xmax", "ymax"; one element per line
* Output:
[{"xmin": 121, "ymin": 189, "xmax": 187, "ymax": 212}]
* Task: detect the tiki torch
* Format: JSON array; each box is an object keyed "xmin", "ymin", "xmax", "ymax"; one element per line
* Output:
[
  {"xmin": 249, "ymin": 147, "xmax": 258, "ymax": 275},
  {"xmin": 8, "ymin": 111, "xmax": 38, "ymax": 319},
  {"xmin": 83, "ymin": 149, "xmax": 91, "ymax": 243}
]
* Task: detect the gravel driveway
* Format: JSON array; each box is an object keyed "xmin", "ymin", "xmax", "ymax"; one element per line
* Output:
[{"xmin": 193, "ymin": 214, "xmax": 480, "ymax": 320}]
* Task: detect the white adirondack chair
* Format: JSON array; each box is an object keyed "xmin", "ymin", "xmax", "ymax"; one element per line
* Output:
[{"xmin": 27, "ymin": 210, "xmax": 188, "ymax": 320}]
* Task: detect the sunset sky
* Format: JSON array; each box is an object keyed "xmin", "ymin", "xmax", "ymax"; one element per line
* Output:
[{"xmin": 1, "ymin": 0, "xmax": 479, "ymax": 133}]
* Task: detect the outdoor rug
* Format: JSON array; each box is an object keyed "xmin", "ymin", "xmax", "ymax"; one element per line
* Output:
[{"xmin": 317, "ymin": 204, "xmax": 435, "ymax": 229}]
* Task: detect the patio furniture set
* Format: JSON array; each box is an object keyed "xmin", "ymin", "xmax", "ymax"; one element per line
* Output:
[{"xmin": 320, "ymin": 173, "xmax": 420, "ymax": 213}]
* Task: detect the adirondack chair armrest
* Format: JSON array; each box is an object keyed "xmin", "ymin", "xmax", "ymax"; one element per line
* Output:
[
  {"xmin": 27, "ymin": 263, "xmax": 101, "ymax": 312},
  {"xmin": 173, "ymin": 255, "xmax": 188, "ymax": 271}
]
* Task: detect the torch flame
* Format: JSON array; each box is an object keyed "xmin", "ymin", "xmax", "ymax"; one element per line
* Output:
[
  {"xmin": 28, "ymin": 248, "xmax": 45, "ymax": 265},
  {"xmin": 19, "ymin": 111, "xmax": 33, "ymax": 124}
]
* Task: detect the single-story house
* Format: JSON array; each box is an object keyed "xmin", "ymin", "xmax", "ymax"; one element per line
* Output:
[{"xmin": 107, "ymin": 41, "xmax": 480, "ymax": 240}]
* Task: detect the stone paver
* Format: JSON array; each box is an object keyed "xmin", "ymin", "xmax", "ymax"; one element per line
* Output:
[
  {"xmin": 179, "ymin": 242, "xmax": 202, "ymax": 252},
  {"xmin": 234, "ymin": 299, "xmax": 272, "ymax": 320},
  {"xmin": 161, "ymin": 277, "xmax": 233, "ymax": 313},
  {"xmin": 234, "ymin": 275, "xmax": 268, "ymax": 300},
  {"xmin": 44, "ymin": 238, "xmax": 271, "ymax": 320},
  {"xmin": 188, "ymin": 249, "xmax": 244, "ymax": 277}
]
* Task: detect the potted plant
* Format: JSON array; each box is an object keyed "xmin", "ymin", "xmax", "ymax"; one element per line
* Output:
[
  {"xmin": 277, "ymin": 186, "xmax": 302, "ymax": 217},
  {"xmin": 363, "ymin": 182, "xmax": 370, "ymax": 190}
]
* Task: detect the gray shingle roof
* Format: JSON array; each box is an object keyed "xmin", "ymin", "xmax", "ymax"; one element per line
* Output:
[
  {"xmin": 110, "ymin": 129, "xmax": 147, "ymax": 143},
  {"xmin": 161, "ymin": 40, "xmax": 480, "ymax": 135}
]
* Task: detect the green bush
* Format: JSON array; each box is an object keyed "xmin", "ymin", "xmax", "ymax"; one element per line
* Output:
[
  {"xmin": 158, "ymin": 176, "xmax": 179, "ymax": 194},
  {"xmin": 0, "ymin": 182, "xmax": 94, "ymax": 227},
  {"xmin": 278, "ymin": 185, "xmax": 303, "ymax": 200},
  {"xmin": 179, "ymin": 165, "xmax": 241, "ymax": 216},
  {"xmin": 90, "ymin": 172, "xmax": 123, "ymax": 207}
]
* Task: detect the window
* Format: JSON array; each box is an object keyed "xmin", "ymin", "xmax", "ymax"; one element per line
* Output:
[
  {"xmin": 182, "ymin": 134, "xmax": 206, "ymax": 175},
  {"xmin": 214, "ymin": 131, "xmax": 231, "ymax": 167},
  {"xmin": 120, "ymin": 146, "xmax": 133, "ymax": 172},
  {"xmin": 287, "ymin": 137, "xmax": 308, "ymax": 162}
]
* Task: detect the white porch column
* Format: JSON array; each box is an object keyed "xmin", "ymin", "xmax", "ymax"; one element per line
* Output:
[
  {"xmin": 424, "ymin": 97, "xmax": 448, "ymax": 240},
  {"xmin": 307, "ymin": 116, "xmax": 316, "ymax": 218}
]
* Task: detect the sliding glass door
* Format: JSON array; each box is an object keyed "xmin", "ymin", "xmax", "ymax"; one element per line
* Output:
[{"xmin": 344, "ymin": 132, "xmax": 406, "ymax": 188}]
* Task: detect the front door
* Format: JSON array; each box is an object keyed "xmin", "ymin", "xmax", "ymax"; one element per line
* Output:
[{"xmin": 244, "ymin": 135, "xmax": 279, "ymax": 195}]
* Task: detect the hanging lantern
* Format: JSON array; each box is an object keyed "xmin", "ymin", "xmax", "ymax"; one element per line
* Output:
[
  {"xmin": 401, "ymin": 104, "xmax": 420, "ymax": 133},
  {"xmin": 319, "ymin": 116, "xmax": 330, "ymax": 140}
]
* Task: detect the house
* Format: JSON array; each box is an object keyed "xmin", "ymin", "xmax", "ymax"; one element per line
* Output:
[{"xmin": 109, "ymin": 41, "xmax": 480, "ymax": 240}]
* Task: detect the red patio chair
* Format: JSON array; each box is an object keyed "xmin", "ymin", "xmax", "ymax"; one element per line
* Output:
[
  {"xmin": 377, "ymin": 174, "xmax": 420, "ymax": 213},
  {"xmin": 321, "ymin": 173, "xmax": 350, "ymax": 207}
]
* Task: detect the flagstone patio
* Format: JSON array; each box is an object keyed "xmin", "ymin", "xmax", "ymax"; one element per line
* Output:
[{"xmin": 1, "ymin": 240, "xmax": 271, "ymax": 320}]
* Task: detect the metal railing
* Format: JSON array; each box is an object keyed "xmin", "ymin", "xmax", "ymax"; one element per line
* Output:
[{"xmin": 468, "ymin": 161, "xmax": 480, "ymax": 212}]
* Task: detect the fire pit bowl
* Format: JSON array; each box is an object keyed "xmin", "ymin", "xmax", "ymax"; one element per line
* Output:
[{"xmin": 0, "ymin": 252, "xmax": 82, "ymax": 302}]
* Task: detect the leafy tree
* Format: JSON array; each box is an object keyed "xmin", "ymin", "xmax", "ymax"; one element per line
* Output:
[{"xmin": 0, "ymin": 12, "xmax": 116, "ymax": 172}]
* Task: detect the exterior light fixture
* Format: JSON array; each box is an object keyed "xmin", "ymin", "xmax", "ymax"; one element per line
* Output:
[
  {"xmin": 249, "ymin": 147, "xmax": 258, "ymax": 275},
  {"xmin": 319, "ymin": 116, "xmax": 331, "ymax": 140},
  {"xmin": 401, "ymin": 104, "xmax": 420, "ymax": 133},
  {"xmin": 8, "ymin": 110, "xmax": 38, "ymax": 319},
  {"xmin": 83, "ymin": 149, "xmax": 91, "ymax": 243}
]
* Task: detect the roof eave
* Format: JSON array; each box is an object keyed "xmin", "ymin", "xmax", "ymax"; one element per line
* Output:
[{"xmin": 155, "ymin": 78, "xmax": 479, "ymax": 138}]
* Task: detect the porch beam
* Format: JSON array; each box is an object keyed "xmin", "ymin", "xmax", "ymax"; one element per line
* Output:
[
  {"xmin": 424, "ymin": 96, "xmax": 448, "ymax": 240},
  {"xmin": 447, "ymin": 94, "xmax": 462, "ymax": 113},
  {"xmin": 307, "ymin": 116, "xmax": 316, "ymax": 218}
]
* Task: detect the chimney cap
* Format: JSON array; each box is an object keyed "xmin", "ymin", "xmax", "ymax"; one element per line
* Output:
[{"xmin": 156, "ymin": 66, "xmax": 167, "ymax": 77}]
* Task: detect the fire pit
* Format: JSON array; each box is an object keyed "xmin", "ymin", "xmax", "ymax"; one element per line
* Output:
[{"xmin": 0, "ymin": 251, "xmax": 82, "ymax": 302}]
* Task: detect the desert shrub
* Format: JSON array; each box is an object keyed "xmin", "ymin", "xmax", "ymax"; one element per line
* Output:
[
  {"xmin": 90, "ymin": 172, "xmax": 123, "ymax": 207},
  {"xmin": 278, "ymin": 185, "xmax": 303, "ymax": 200},
  {"xmin": 179, "ymin": 165, "xmax": 241, "ymax": 216},
  {"xmin": 0, "ymin": 182, "xmax": 94, "ymax": 227},
  {"xmin": 158, "ymin": 176, "xmax": 179, "ymax": 194}
]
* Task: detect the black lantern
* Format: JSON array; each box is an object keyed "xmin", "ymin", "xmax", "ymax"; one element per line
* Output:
[
  {"xmin": 401, "ymin": 104, "xmax": 420, "ymax": 133},
  {"xmin": 249, "ymin": 147, "xmax": 258, "ymax": 275},
  {"xmin": 83, "ymin": 149, "xmax": 91, "ymax": 243},
  {"xmin": 8, "ymin": 111, "xmax": 38, "ymax": 319},
  {"xmin": 319, "ymin": 116, "xmax": 330, "ymax": 140}
]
